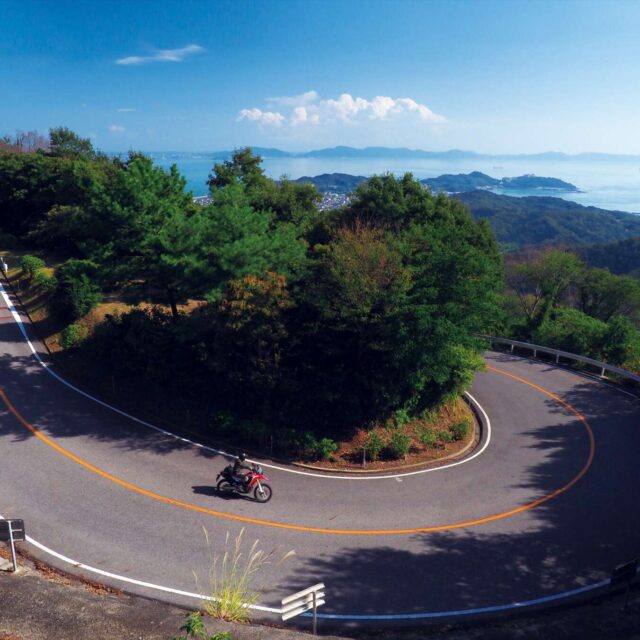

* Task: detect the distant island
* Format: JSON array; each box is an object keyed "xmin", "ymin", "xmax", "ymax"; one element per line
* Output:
[
  {"xmin": 292, "ymin": 171, "xmax": 580, "ymax": 195},
  {"xmin": 293, "ymin": 172, "xmax": 366, "ymax": 193},
  {"xmin": 422, "ymin": 171, "xmax": 580, "ymax": 194}
]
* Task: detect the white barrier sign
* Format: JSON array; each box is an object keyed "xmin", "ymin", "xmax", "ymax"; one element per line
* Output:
[{"xmin": 282, "ymin": 582, "xmax": 325, "ymax": 634}]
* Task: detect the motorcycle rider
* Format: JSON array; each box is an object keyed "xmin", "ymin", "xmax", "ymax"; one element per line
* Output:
[{"xmin": 232, "ymin": 453, "xmax": 251, "ymax": 488}]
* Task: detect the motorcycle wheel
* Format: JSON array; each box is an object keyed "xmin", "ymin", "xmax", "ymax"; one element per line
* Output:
[
  {"xmin": 216, "ymin": 479, "xmax": 234, "ymax": 494},
  {"xmin": 254, "ymin": 483, "xmax": 272, "ymax": 503}
]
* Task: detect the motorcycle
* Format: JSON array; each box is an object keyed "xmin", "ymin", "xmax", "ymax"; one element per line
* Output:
[{"xmin": 216, "ymin": 463, "xmax": 273, "ymax": 503}]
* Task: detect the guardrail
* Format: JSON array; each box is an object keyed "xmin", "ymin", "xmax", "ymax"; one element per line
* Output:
[{"xmin": 479, "ymin": 335, "xmax": 640, "ymax": 386}]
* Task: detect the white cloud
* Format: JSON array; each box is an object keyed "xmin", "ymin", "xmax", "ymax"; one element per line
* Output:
[
  {"xmin": 239, "ymin": 92, "xmax": 446, "ymax": 130},
  {"xmin": 396, "ymin": 98, "xmax": 447, "ymax": 123},
  {"xmin": 117, "ymin": 108, "xmax": 136, "ymax": 113},
  {"xmin": 291, "ymin": 106, "xmax": 320, "ymax": 126},
  {"xmin": 267, "ymin": 90, "xmax": 319, "ymax": 107},
  {"xmin": 237, "ymin": 108, "xmax": 285, "ymax": 126},
  {"xmin": 115, "ymin": 44, "xmax": 204, "ymax": 65},
  {"xmin": 108, "ymin": 124, "xmax": 125, "ymax": 133}
]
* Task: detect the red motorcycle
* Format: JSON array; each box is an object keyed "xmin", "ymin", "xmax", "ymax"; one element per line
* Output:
[{"xmin": 216, "ymin": 463, "xmax": 273, "ymax": 503}]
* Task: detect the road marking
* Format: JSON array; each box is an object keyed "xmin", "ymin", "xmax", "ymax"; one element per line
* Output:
[
  {"xmin": 3, "ymin": 511, "xmax": 627, "ymax": 621},
  {"xmin": 0, "ymin": 282, "xmax": 491, "ymax": 481},
  {"xmin": 0, "ymin": 514, "xmax": 280, "ymax": 614},
  {"xmin": 0, "ymin": 367, "xmax": 595, "ymax": 535}
]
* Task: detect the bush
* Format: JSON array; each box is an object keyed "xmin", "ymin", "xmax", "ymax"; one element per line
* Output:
[
  {"xmin": 364, "ymin": 431, "xmax": 385, "ymax": 461},
  {"xmin": 301, "ymin": 433, "xmax": 338, "ymax": 460},
  {"xmin": 51, "ymin": 272, "xmax": 101, "ymax": 321},
  {"xmin": 388, "ymin": 431, "xmax": 411, "ymax": 459},
  {"xmin": 174, "ymin": 612, "xmax": 232, "ymax": 640},
  {"xmin": 451, "ymin": 420, "xmax": 470, "ymax": 442},
  {"xmin": 394, "ymin": 408, "xmax": 411, "ymax": 428},
  {"xmin": 20, "ymin": 254, "xmax": 45, "ymax": 281},
  {"xmin": 419, "ymin": 429, "xmax": 437, "ymax": 447},
  {"xmin": 33, "ymin": 269, "xmax": 58, "ymax": 292},
  {"xmin": 532, "ymin": 308, "xmax": 607, "ymax": 360},
  {"xmin": 438, "ymin": 430, "xmax": 454, "ymax": 444},
  {"xmin": 61, "ymin": 323, "xmax": 88, "ymax": 349},
  {"xmin": 315, "ymin": 437, "xmax": 338, "ymax": 460}
]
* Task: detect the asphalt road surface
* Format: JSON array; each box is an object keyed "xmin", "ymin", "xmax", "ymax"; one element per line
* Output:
[{"xmin": 1, "ymin": 281, "xmax": 639, "ymax": 628}]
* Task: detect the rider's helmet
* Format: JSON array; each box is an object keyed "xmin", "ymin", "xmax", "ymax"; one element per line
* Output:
[{"xmin": 238, "ymin": 453, "xmax": 247, "ymax": 461}]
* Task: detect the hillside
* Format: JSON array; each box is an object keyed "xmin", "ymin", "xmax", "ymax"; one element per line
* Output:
[
  {"xmin": 578, "ymin": 236, "xmax": 640, "ymax": 276},
  {"xmin": 456, "ymin": 190, "xmax": 640, "ymax": 250},
  {"xmin": 422, "ymin": 171, "xmax": 579, "ymax": 193},
  {"xmin": 293, "ymin": 172, "xmax": 367, "ymax": 193}
]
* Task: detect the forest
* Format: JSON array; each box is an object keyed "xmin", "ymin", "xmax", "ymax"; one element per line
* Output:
[{"xmin": 1, "ymin": 128, "xmax": 639, "ymax": 459}]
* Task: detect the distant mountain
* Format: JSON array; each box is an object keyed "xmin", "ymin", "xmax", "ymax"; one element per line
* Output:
[
  {"xmin": 297, "ymin": 146, "xmax": 479, "ymax": 159},
  {"xmin": 456, "ymin": 191, "xmax": 640, "ymax": 251},
  {"xmin": 143, "ymin": 146, "xmax": 640, "ymax": 161},
  {"xmin": 422, "ymin": 171, "xmax": 579, "ymax": 193},
  {"xmin": 292, "ymin": 172, "xmax": 367, "ymax": 193},
  {"xmin": 578, "ymin": 236, "xmax": 640, "ymax": 277}
]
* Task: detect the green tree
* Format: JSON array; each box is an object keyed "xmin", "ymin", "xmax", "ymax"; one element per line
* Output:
[
  {"xmin": 48, "ymin": 127, "xmax": 95, "ymax": 158},
  {"xmin": 577, "ymin": 267, "xmax": 640, "ymax": 323},
  {"xmin": 208, "ymin": 148, "xmax": 321, "ymax": 231},
  {"xmin": 507, "ymin": 249, "xmax": 583, "ymax": 331},
  {"xmin": 212, "ymin": 272, "xmax": 294, "ymax": 420},
  {"xmin": 295, "ymin": 174, "xmax": 503, "ymax": 430},
  {"xmin": 532, "ymin": 307, "xmax": 608, "ymax": 358},
  {"xmin": 51, "ymin": 259, "xmax": 102, "ymax": 321}
]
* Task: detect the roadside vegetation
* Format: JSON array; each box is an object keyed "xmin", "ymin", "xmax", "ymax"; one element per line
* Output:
[
  {"xmin": 198, "ymin": 528, "xmax": 295, "ymax": 623},
  {"xmin": 0, "ymin": 128, "xmax": 500, "ymax": 461},
  {"xmin": 497, "ymin": 248, "xmax": 640, "ymax": 373},
  {"xmin": 5, "ymin": 128, "xmax": 639, "ymax": 463}
]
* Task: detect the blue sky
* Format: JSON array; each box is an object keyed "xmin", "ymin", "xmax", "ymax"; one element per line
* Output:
[{"xmin": 2, "ymin": 0, "xmax": 640, "ymax": 153}]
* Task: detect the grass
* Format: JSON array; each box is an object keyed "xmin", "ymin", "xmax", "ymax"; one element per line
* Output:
[{"xmin": 199, "ymin": 528, "xmax": 295, "ymax": 623}]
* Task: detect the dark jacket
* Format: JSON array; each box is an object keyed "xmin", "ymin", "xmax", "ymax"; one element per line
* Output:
[{"xmin": 233, "ymin": 459, "xmax": 251, "ymax": 475}]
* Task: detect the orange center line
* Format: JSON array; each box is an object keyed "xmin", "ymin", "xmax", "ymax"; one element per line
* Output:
[{"xmin": 0, "ymin": 366, "xmax": 596, "ymax": 535}]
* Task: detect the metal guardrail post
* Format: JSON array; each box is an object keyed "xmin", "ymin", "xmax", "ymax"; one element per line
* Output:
[
  {"xmin": 477, "ymin": 335, "xmax": 640, "ymax": 386},
  {"xmin": 8, "ymin": 521, "xmax": 17, "ymax": 572}
]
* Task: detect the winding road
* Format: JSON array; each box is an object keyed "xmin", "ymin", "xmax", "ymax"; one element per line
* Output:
[{"xmin": 1, "ymin": 280, "xmax": 640, "ymax": 627}]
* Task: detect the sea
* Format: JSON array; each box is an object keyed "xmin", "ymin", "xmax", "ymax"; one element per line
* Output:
[{"xmin": 149, "ymin": 153, "xmax": 640, "ymax": 214}]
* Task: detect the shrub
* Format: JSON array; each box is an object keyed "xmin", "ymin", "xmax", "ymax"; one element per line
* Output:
[
  {"xmin": 419, "ymin": 429, "xmax": 437, "ymax": 447},
  {"xmin": 388, "ymin": 431, "xmax": 411, "ymax": 459},
  {"xmin": 33, "ymin": 269, "xmax": 58, "ymax": 292},
  {"xmin": 315, "ymin": 437, "xmax": 338, "ymax": 460},
  {"xmin": 420, "ymin": 408, "xmax": 438, "ymax": 424},
  {"xmin": 394, "ymin": 408, "xmax": 411, "ymax": 428},
  {"xmin": 438, "ymin": 430, "xmax": 454, "ymax": 444},
  {"xmin": 61, "ymin": 323, "xmax": 88, "ymax": 349},
  {"xmin": 173, "ymin": 612, "xmax": 231, "ymax": 640},
  {"xmin": 451, "ymin": 421, "xmax": 469, "ymax": 442},
  {"xmin": 51, "ymin": 272, "xmax": 101, "ymax": 321},
  {"xmin": 301, "ymin": 431, "xmax": 319, "ymax": 459},
  {"xmin": 364, "ymin": 431, "xmax": 385, "ymax": 461},
  {"xmin": 300, "ymin": 433, "xmax": 338, "ymax": 460},
  {"xmin": 20, "ymin": 255, "xmax": 45, "ymax": 281}
]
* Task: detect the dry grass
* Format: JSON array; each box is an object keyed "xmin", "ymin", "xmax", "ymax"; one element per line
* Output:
[{"xmin": 198, "ymin": 528, "xmax": 295, "ymax": 623}]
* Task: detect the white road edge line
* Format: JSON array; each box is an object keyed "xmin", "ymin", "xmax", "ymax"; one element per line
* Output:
[
  {"xmin": 0, "ymin": 515, "xmax": 280, "ymax": 613},
  {"xmin": 1, "ymin": 515, "xmax": 630, "ymax": 621},
  {"xmin": 0, "ymin": 281, "xmax": 491, "ymax": 480},
  {"xmin": 2, "ymin": 280, "xmax": 635, "ymax": 620}
]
